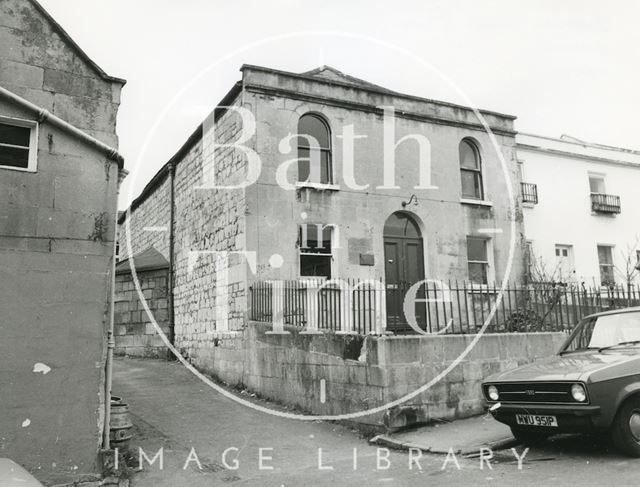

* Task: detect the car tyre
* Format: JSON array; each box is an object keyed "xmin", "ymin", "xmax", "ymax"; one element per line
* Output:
[
  {"xmin": 611, "ymin": 396, "xmax": 640, "ymax": 457},
  {"xmin": 510, "ymin": 427, "xmax": 551, "ymax": 445}
]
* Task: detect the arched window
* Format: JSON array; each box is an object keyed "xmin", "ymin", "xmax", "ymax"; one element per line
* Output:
[
  {"xmin": 297, "ymin": 114, "xmax": 332, "ymax": 184},
  {"xmin": 459, "ymin": 139, "xmax": 483, "ymax": 200}
]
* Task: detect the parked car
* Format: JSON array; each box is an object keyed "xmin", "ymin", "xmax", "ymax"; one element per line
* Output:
[
  {"xmin": 0, "ymin": 459, "xmax": 44, "ymax": 486},
  {"xmin": 482, "ymin": 307, "xmax": 640, "ymax": 456}
]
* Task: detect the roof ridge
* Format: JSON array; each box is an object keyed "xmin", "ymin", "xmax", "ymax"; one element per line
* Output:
[{"xmin": 27, "ymin": 0, "xmax": 126, "ymax": 85}]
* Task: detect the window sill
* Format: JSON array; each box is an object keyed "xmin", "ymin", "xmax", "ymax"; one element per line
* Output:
[
  {"xmin": 460, "ymin": 198, "xmax": 493, "ymax": 207},
  {"xmin": 466, "ymin": 284, "xmax": 499, "ymax": 294},
  {"xmin": 0, "ymin": 164, "xmax": 36, "ymax": 173},
  {"xmin": 295, "ymin": 182, "xmax": 340, "ymax": 192},
  {"xmin": 299, "ymin": 275, "xmax": 329, "ymax": 281}
]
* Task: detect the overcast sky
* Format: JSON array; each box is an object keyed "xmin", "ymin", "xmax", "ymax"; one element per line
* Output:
[{"xmin": 38, "ymin": 0, "xmax": 640, "ymax": 209}]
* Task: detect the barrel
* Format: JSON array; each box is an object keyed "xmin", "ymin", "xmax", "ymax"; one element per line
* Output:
[{"xmin": 109, "ymin": 395, "xmax": 133, "ymax": 450}]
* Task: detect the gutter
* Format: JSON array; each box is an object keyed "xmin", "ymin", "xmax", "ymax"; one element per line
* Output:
[
  {"xmin": 516, "ymin": 143, "xmax": 640, "ymax": 169},
  {"xmin": 518, "ymin": 131, "xmax": 640, "ymax": 155},
  {"xmin": 0, "ymin": 84, "xmax": 124, "ymax": 169}
]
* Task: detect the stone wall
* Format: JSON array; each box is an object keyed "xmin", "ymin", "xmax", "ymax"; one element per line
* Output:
[
  {"xmin": 172, "ymin": 99, "xmax": 248, "ymax": 355},
  {"xmin": 0, "ymin": 0, "xmax": 123, "ymax": 146},
  {"xmin": 118, "ymin": 174, "xmax": 171, "ymax": 261},
  {"xmin": 188, "ymin": 322, "xmax": 566, "ymax": 428},
  {"xmin": 243, "ymin": 66, "xmax": 526, "ymax": 285},
  {"xmin": 0, "ymin": 99, "xmax": 120, "ymax": 484},
  {"xmin": 0, "ymin": 2, "xmax": 123, "ymax": 484},
  {"xmin": 114, "ymin": 269, "xmax": 170, "ymax": 358},
  {"xmin": 118, "ymin": 94, "xmax": 250, "ymax": 361}
]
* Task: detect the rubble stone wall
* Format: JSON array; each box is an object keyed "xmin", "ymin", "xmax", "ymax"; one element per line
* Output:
[
  {"xmin": 172, "ymin": 100, "xmax": 248, "ymax": 357},
  {"xmin": 118, "ymin": 95, "xmax": 250, "ymax": 361},
  {"xmin": 118, "ymin": 175, "xmax": 171, "ymax": 261}
]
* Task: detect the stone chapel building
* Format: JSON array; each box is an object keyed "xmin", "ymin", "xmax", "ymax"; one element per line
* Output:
[{"xmin": 118, "ymin": 64, "xmax": 525, "ymax": 363}]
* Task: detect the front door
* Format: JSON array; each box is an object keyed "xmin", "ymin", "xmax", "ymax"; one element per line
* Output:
[{"xmin": 383, "ymin": 213, "xmax": 426, "ymax": 331}]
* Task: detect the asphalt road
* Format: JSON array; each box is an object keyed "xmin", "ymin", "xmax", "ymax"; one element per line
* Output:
[{"xmin": 113, "ymin": 358, "xmax": 640, "ymax": 487}]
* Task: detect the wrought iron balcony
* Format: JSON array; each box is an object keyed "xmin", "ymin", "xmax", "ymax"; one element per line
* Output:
[
  {"xmin": 521, "ymin": 182, "xmax": 538, "ymax": 204},
  {"xmin": 591, "ymin": 193, "xmax": 621, "ymax": 214}
]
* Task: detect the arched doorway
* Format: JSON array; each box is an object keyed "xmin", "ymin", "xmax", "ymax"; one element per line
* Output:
[{"xmin": 383, "ymin": 212, "xmax": 427, "ymax": 331}]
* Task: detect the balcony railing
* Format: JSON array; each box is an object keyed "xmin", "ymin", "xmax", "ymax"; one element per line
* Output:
[
  {"xmin": 521, "ymin": 182, "xmax": 538, "ymax": 204},
  {"xmin": 591, "ymin": 193, "xmax": 621, "ymax": 214}
]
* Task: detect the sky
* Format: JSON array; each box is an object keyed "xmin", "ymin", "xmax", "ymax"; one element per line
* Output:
[{"xmin": 38, "ymin": 0, "xmax": 640, "ymax": 209}]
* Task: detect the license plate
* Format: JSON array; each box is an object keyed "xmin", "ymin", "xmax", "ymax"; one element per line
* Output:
[{"xmin": 515, "ymin": 414, "xmax": 558, "ymax": 427}]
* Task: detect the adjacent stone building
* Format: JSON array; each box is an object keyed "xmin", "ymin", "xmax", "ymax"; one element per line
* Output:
[
  {"xmin": 0, "ymin": 0, "xmax": 125, "ymax": 484},
  {"xmin": 119, "ymin": 64, "xmax": 525, "ymax": 393}
]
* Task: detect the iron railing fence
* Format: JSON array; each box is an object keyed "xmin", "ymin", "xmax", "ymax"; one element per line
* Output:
[
  {"xmin": 250, "ymin": 278, "xmax": 386, "ymax": 335},
  {"xmin": 591, "ymin": 193, "xmax": 621, "ymax": 214},
  {"xmin": 521, "ymin": 182, "xmax": 539, "ymax": 204},
  {"xmin": 249, "ymin": 279, "xmax": 640, "ymax": 335}
]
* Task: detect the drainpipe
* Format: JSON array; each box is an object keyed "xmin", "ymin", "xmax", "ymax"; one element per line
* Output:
[
  {"xmin": 167, "ymin": 161, "xmax": 176, "ymax": 357},
  {"xmin": 103, "ymin": 168, "xmax": 128, "ymax": 450}
]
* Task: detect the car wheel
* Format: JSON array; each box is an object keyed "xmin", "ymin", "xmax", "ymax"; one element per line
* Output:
[
  {"xmin": 510, "ymin": 427, "xmax": 551, "ymax": 445},
  {"xmin": 611, "ymin": 396, "xmax": 640, "ymax": 457}
]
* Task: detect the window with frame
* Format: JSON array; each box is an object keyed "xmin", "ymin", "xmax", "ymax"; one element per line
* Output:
[
  {"xmin": 589, "ymin": 174, "xmax": 606, "ymax": 194},
  {"xmin": 597, "ymin": 245, "xmax": 615, "ymax": 286},
  {"xmin": 297, "ymin": 114, "xmax": 332, "ymax": 184},
  {"xmin": 525, "ymin": 240, "xmax": 534, "ymax": 279},
  {"xmin": 554, "ymin": 244, "xmax": 575, "ymax": 279},
  {"xmin": 467, "ymin": 236, "xmax": 489, "ymax": 284},
  {"xmin": 299, "ymin": 224, "xmax": 333, "ymax": 278},
  {"xmin": 0, "ymin": 118, "xmax": 37, "ymax": 171},
  {"xmin": 459, "ymin": 139, "xmax": 483, "ymax": 200},
  {"xmin": 517, "ymin": 160, "xmax": 526, "ymax": 181}
]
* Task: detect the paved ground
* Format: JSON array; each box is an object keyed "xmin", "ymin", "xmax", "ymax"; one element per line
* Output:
[
  {"xmin": 113, "ymin": 358, "xmax": 640, "ymax": 486},
  {"xmin": 374, "ymin": 414, "xmax": 515, "ymax": 454}
]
